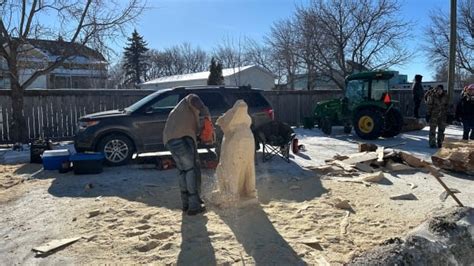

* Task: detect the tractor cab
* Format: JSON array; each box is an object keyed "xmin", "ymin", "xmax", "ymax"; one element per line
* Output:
[
  {"xmin": 344, "ymin": 71, "xmax": 394, "ymax": 108},
  {"xmin": 312, "ymin": 70, "xmax": 403, "ymax": 140}
]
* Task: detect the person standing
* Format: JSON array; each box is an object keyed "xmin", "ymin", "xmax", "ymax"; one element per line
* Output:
[
  {"xmin": 412, "ymin": 74, "xmax": 424, "ymax": 118},
  {"xmin": 455, "ymin": 84, "xmax": 474, "ymax": 140},
  {"xmin": 425, "ymin": 85, "xmax": 449, "ymax": 148},
  {"xmin": 163, "ymin": 94, "xmax": 213, "ymax": 215}
]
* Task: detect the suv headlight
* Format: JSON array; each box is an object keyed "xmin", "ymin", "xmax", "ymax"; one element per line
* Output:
[{"xmin": 79, "ymin": 120, "xmax": 100, "ymax": 130}]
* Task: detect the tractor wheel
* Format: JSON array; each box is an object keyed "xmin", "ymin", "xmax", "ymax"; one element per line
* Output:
[
  {"xmin": 382, "ymin": 108, "xmax": 403, "ymax": 138},
  {"xmin": 353, "ymin": 108, "xmax": 384, "ymax": 140},
  {"xmin": 343, "ymin": 125, "xmax": 352, "ymax": 134},
  {"xmin": 321, "ymin": 117, "xmax": 332, "ymax": 135},
  {"xmin": 315, "ymin": 118, "xmax": 321, "ymax": 129}
]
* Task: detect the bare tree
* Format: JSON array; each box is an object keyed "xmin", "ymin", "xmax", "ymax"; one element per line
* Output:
[
  {"xmin": 213, "ymin": 36, "xmax": 247, "ymax": 69},
  {"xmin": 146, "ymin": 43, "xmax": 208, "ymax": 80},
  {"xmin": 244, "ymin": 37, "xmax": 283, "ymax": 86},
  {"xmin": 180, "ymin": 43, "xmax": 208, "ymax": 73},
  {"xmin": 107, "ymin": 60, "xmax": 126, "ymax": 89},
  {"xmin": 289, "ymin": 0, "xmax": 412, "ymax": 90},
  {"xmin": 266, "ymin": 19, "xmax": 300, "ymax": 90},
  {"xmin": 0, "ymin": 0, "xmax": 144, "ymax": 142},
  {"xmin": 425, "ymin": 0, "xmax": 474, "ymax": 83},
  {"xmin": 212, "ymin": 36, "xmax": 248, "ymax": 86}
]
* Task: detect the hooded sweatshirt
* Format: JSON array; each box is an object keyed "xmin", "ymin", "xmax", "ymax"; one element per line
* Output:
[{"xmin": 163, "ymin": 94, "xmax": 210, "ymax": 145}]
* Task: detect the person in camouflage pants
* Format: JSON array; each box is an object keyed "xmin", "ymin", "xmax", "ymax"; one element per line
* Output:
[{"xmin": 424, "ymin": 85, "xmax": 449, "ymax": 148}]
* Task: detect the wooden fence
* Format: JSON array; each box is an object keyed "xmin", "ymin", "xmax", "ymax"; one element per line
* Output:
[{"xmin": 0, "ymin": 88, "xmax": 461, "ymax": 143}]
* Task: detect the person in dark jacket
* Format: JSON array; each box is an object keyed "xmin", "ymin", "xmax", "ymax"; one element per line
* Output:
[
  {"xmin": 412, "ymin": 74, "xmax": 424, "ymax": 118},
  {"xmin": 455, "ymin": 84, "xmax": 474, "ymax": 140}
]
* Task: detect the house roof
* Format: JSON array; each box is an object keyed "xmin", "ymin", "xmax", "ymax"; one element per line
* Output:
[
  {"xmin": 25, "ymin": 39, "xmax": 106, "ymax": 61},
  {"xmin": 142, "ymin": 65, "xmax": 266, "ymax": 85}
]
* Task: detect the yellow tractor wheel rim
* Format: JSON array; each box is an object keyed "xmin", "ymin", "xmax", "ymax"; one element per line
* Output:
[{"xmin": 358, "ymin": 116, "xmax": 374, "ymax": 133}]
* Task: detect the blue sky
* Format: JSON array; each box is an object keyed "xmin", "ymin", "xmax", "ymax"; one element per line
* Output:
[{"xmin": 132, "ymin": 0, "xmax": 450, "ymax": 81}]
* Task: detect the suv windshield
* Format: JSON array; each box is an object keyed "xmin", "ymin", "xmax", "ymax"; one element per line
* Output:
[{"xmin": 125, "ymin": 91, "xmax": 161, "ymax": 112}]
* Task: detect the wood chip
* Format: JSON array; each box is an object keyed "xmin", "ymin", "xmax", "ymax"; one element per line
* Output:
[
  {"xmin": 300, "ymin": 238, "xmax": 323, "ymax": 250},
  {"xmin": 87, "ymin": 210, "xmax": 101, "ymax": 218},
  {"xmin": 358, "ymin": 143, "xmax": 378, "ymax": 152},
  {"xmin": 32, "ymin": 237, "xmax": 81, "ymax": 255},
  {"xmin": 359, "ymin": 171, "xmax": 384, "ymax": 183},
  {"xmin": 305, "ymin": 165, "xmax": 342, "ymax": 174},
  {"xmin": 354, "ymin": 162, "xmax": 374, "ymax": 173},
  {"xmin": 333, "ymin": 198, "xmax": 352, "ymax": 210},
  {"xmin": 439, "ymin": 189, "xmax": 461, "ymax": 202},
  {"xmin": 424, "ymin": 165, "xmax": 443, "ymax": 177},
  {"xmin": 399, "ymin": 152, "xmax": 429, "ymax": 168},
  {"xmin": 340, "ymin": 211, "xmax": 350, "ymax": 235},
  {"xmin": 330, "ymin": 160, "xmax": 354, "ymax": 172},
  {"xmin": 385, "ymin": 160, "xmax": 414, "ymax": 171},
  {"xmin": 376, "ymin": 147, "xmax": 385, "ymax": 163},
  {"xmin": 389, "ymin": 193, "xmax": 418, "ymax": 200},
  {"xmin": 341, "ymin": 152, "xmax": 378, "ymax": 165}
]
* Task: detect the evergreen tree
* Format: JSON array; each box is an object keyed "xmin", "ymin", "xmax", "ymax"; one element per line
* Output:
[
  {"xmin": 207, "ymin": 57, "xmax": 224, "ymax": 85},
  {"xmin": 123, "ymin": 29, "xmax": 149, "ymax": 87}
]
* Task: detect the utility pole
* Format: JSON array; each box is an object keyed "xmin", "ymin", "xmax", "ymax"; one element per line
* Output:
[{"xmin": 447, "ymin": 0, "xmax": 457, "ymax": 103}]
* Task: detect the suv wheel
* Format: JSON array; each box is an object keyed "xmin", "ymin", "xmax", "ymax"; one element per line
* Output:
[{"xmin": 97, "ymin": 134, "xmax": 134, "ymax": 166}]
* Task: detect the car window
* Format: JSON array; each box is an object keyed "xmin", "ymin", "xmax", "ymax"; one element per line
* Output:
[
  {"xmin": 193, "ymin": 92, "xmax": 228, "ymax": 109},
  {"xmin": 233, "ymin": 92, "xmax": 269, "ymax": 107},
  {"xmin": 150, "ymin": 94, "xmax": 179, "ymax": 109}
]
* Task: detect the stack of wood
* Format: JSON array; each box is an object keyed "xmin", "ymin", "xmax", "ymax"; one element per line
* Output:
[
  {"xmin": 306, "ymin": 143, "xmax": 419, "ymax": 183},
  {"xmin": 432, "ymin": 138, "xmax": 474, "ymax": 175},
  {"xmin": 306, "ymin": 143, "xmax": 465, "ymax": 206}
]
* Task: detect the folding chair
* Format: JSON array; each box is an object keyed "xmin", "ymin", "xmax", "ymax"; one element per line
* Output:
[{"xmin": 254, "ymin": 121, "xmax": 296, "ymax": 163}]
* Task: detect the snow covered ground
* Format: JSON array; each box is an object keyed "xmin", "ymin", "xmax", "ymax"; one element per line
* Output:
[{"xmin": 292, "ymin": 125, "xmax": 464, "ymax": 164}]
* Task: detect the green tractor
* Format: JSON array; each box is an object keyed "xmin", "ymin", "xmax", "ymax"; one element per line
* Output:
[{"xmin": 313, "ymin": 71, "xmax": 403, "ymax": 140}]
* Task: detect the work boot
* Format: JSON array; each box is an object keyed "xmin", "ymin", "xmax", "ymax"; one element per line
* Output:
[
  {"xmin": 180, "ymin": 191, "xmax": 189, "ymax": 212},
  {"xmin": 429, "ymin": 140, "xmax": 437, "ymax": 148},
  {"xmin": 186, "ymin": 193, "xmax": 204, "ymax": 215},
  {"xmin": 437, "ymin": 139, "xmax": 443, "ymax": 148},
  {"xmin": 187, "ymin": 206, "xmax": 206, "ymax": 216}
]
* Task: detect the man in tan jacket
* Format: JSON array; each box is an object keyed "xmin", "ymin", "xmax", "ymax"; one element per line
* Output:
[{"xmin": 163, "ymin": 94, "xmax": 211, "ymax": 215}]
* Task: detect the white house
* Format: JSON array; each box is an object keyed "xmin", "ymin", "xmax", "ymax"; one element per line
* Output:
[
  {"xmin": 0, "ymin": 39, "xmax": 107, "ymax": 89},
  {"xmin": 140, "ymin": 65, "xmax": 276, "ymax": 90}
]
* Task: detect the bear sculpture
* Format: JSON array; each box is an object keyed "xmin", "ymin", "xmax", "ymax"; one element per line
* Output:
[{"xmin": 212, "ymin": 100, "xmax": 257, "ymax": 207}]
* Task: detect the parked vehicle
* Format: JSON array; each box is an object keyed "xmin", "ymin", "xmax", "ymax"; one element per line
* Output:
[
  {"xmin": 313, "ymin": 71, "xmax": 403, "ymax": 140},
  {"xmin": 74, "ymin": 86, "xmax": 274, "ymax": 166}
]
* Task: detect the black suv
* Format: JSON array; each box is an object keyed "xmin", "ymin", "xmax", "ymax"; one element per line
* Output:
[{"xmin": 74, "ymin": 86, "xmax": 274, "ymax": 165}]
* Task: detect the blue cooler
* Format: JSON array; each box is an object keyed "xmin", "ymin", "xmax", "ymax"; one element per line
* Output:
[
  {"xmin": 70, "ymin": 153, "xmax": 104, "ymax": 175},
  {"xmin": 42, "ymin": 149, "xmax": 70, "ymax": 170}
]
